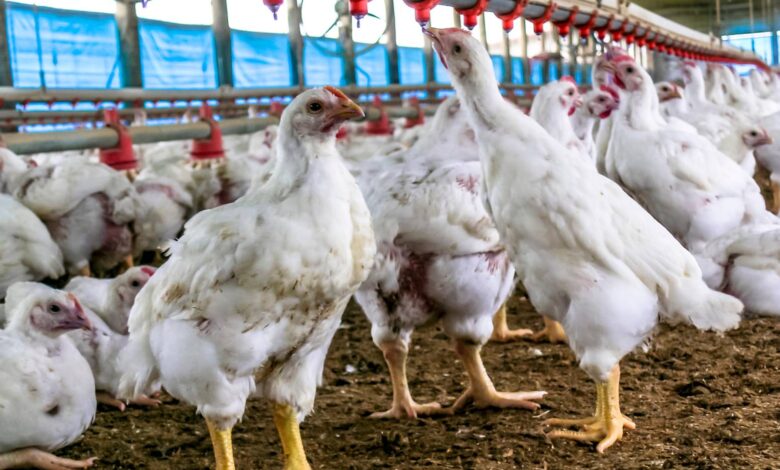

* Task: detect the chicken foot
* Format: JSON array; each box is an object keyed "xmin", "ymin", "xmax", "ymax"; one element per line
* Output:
[
  {"xmin": 272, "ymin": 403, "xmax": 311, "ymax": 470},
  {"xmin": 449, "ymin": 340, "xmax": 545, "ymax": 412},
  {"xmin": 527, "ymin": 316, "xmax": 568, "ymax": 344},
  {"xmin": 0, "ymin": 448, "xmax": 95, "ymax": 470},
  {"xmin": 370, "ymin": 339, "xmax": 444, "ymax": 419},
  {"xmin": 96, "ymin": 391, "xmax": 161, "ymax": 411},
  {"xmin": 544, "ymin": 365, "xmax": 635, "ymax": 453},
  {"xmin": 489, "ymin": 304, "xmax": 534, "ymax": 342},
  {"xmin": 206, "ymin": 418, "xmax": 235, "ymax": 470}
]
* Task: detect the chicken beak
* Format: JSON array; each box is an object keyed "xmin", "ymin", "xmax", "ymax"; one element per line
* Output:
[
  {"xmin": 760, "ymin": 133, "xmax": 774, "ymax": 146},
  {"xmin": 671, "ymin": 85, "xmax": 683, "ymax": 100},
  {"xmin": 424, "ymin": 27, "xmax": 448, "ymax": 69},
  {"xmin": 331, "ymin": 99, "xmax": 365, "ymax": 121},
  {"xmin": 65, "ymin": 294, "xmax": 92, "ymax": 331}
]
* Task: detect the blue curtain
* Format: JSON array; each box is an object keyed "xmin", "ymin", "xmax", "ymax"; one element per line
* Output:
[
  {"xmin": 355, "ymin": 44, "xmax": 388, "ymax": 87},
  {"xmin": 304, "ymin": 37, "xmax": 344, "ymax": 86},
  {"xmin": 530, "ymin": 61, "xmax": 543, "ymax": 85},
  {"xmin": 138, "ymin": 20, "xmax": 217, "ymax": 89},
  {"xmin": 232, "ymin": 30, "xmax": 292, "ymax": 87},
  {"xmin": 398, "ymin": 46, "xmax": 425, "ymax": 84},
  {"xmin": 491, "ymin": 55, "xmax": 504, "ymax": 83},
  {"xmin": 724, "ymin": 34, "xmax": 774, "ymax": 65},
  {"xmin": 434, "ymin": 51, "xmax": 449, "ymax": 84},
  {"xmin": 6, "ymin": 3, "xmax": 120, "ymax": 88},
  {"xmin": 549, "ymin": 61, "xmax": 559, "ymax": 80},
  {"xmin": 511, "ymin": 57, "xmax": 524, "ymax": 84}
]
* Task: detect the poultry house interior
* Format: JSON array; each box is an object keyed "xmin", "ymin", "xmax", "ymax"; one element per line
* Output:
[{"xmin": 0, "ymin": 1, "xmax": 779, "ymax": 469}]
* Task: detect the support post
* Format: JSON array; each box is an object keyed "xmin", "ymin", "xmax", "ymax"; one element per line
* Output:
[
  {"xmin": 211, "ymin": 0, "xmax": 233, "ymax": 87},
  {"xmin": 338, "ymin": 5, "xmax": 356, "ymax": 86},
  {"xmin": 521, "ymin": 19, "xmax": 530, "ymax": 84},
  {"xmin": 502, "ymin": 29, "xmax": 512, "ymax": 84},
  {"xmin": 288, "ymin": 0, "xmax": 305, "ymax": 86},
  {"xmin": 424, "ymin": 37, "xmax": 435, "ymax": 84},
  {"xmin": 386, "ymin": 0, "xmax": 400, "ymax": 84},
  {"xmin": 770, "ymin": 1, "xmax": 779, "ymax": 65},
  {"xmin": 115, "ymin": 0, "xmax": 142, "ymax": 88}
]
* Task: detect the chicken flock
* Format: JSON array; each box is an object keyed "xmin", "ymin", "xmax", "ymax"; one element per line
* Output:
[{"xmin": 1, "ymin": 26, "xmax": 780, "ymax": 470}]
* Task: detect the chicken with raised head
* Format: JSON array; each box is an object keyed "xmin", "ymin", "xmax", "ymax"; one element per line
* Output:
[
  {"xmin": 0, "ymin": 194, "xmax": 64, "ymax": 299},
  {"xmin": 427, "ymin": 26, "xmax": 742, "ymax": 452},
  {"xmin": 118, "ymin": 87, "xmax": 374, "ymax": 470},
  {"xmin": 570, "ymin": 86, "xmax": 620, "ymax": 162},
  {"xmin": 530, "ymin": 77, "xmax": 588, "ymax": 162},
  {"xmin": 0, "ymin": 282, "xmax": 96, "ymax": 470},
  {"xmin": 603, "ymin": 51, "xmax": 775, "ymax": 252},
  {"xmin": 11, "ymin": 159, "xmax": 141, "ymax": 276},
  {"xmin": 65, "ymin": 266, "xmax": 160, "ymax": 411},
  {"xmin": 355, "ymin": 149, "xmax": 545, "ymax": 418}
]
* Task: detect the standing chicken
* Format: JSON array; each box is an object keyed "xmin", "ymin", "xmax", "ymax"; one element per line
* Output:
[
  {"xmin": 11, "ymin": 159, "xmax": 141, "ymax": 276},
  {"xmin": 427, "ymin": 26, "xmax": 742, "ymax": 452},
  {"xmin": 118, "ymin": 87, "xmax": 374, "ymax": 470},
  {"xmin": 355, "ymin": 155, "xmax": 545, "ymax": 418},
  {"xmin": 65, "ymin": 267, "xmax": 160, "ymax": 410},
  {"xmin": 530, "ymin": 78, "xmax": 587, "ymax": 162},
  {"xmin": 0, "ymin": 147, "xmax": 29, "ymax": 194},
  {"xmin": 603, "ymin": 51, "xmax": 774, "ymax": 251},
  {"xmin": 0, "ymin": 282, "xmax": 96, "ymax": 469},
  {"xmin": 570, "ymin": 86, "xmax": 620, "ymax": 162},
  {"xmin": 0, "ymin": 194, "xmax": 64, "ymax": 298}
]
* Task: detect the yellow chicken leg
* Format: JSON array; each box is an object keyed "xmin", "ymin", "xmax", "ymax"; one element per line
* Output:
[
  {"xmin": 272, "ymin": 403, "xmax": 311, "ymax": 470},
  {"xmin": 544, "ymin": 365, "xmax": 635, "ymax": 453},
  {"xmin": 450, "ymin": 340, "xmax": 545, "ymax": 412},
  {"xmin": 528, "ymin": 316, "xmax": 568, "ymax": 344},
  {"xmin": 206, "ymin": 419, "xmax": 235, "ymax": 470},
  {"xmin": 490, "ymin": 304, "xmax": 534, "ymax": 342},
  {"xmin": 370, "ymin": 339, "xmax": 443, "ymax": 419}
]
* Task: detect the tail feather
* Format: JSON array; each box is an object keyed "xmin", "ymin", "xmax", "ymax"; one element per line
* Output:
[
  {"xmin": 117, "ymin": 333, "xmax": 159, "ymax": 400},
  {"xmin": 661, "ymin": 275, "xmax": 743, "ymax": 332}
]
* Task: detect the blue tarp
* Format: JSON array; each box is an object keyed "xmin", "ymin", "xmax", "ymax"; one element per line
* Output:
[
  {"xmin": 303, "ymin": 37, "xmax": 344, "ymax": 86},
  {"xmin": 530, "ymin": 61, "xmax": 543, "ymax": 85},
  {"xmin": 138, "ymin": 20, "xmax": 217, "ymax": 89},
  {"xmin": 491, "ymin": 55, "xmax": 504, "ymax": 82},
  {"xmin": 6, "ymin": 3, "xmax": 120, "ymax": 88},
  {"xmin": 511, "ymin": 58, "xmax": 524, "ymax": 84},
  {"xmin": 231, "ymin": 30, "xmax": 292, "ymax": 88},
  {"xmin": 398, "ymin": 46, "xmax": 425, "ymax": 84},
  {"xmin": 355, "ymin": 44, "xmax": 389, "ymax": 87}
]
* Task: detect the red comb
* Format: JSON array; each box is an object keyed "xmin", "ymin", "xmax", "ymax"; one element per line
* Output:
[
  {"xmin": 683, "ymin": 60, "xmax": 697, "ymax": 67},
  {"xmin": 140, "ymin": 266, "xmax": 156, "ymax": 277},
  {"xmin": 324, "ymin": 86, "xmax": 349, "ymax": 101},
  {"xmin": 600, "ymin": 85, "xmax": 620, "ymax": 101},
  {"xmin": 560, "ymin": 75, "xmax": 576, "ymax": 84}
]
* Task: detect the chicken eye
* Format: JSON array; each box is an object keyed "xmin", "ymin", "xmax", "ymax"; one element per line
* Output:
[
  {"xmin": 598, "ymin": 97, "xmax": 606, "ymax": 102},
  {"xmin": 626, "ymin": 66, "xmax": 635, "ymax": 74},
  {"xmin": 567, "ymin": 89, "xmax": 574, "ymax": 96},
  {"xmin": 49, "ymin": 304, "xmax": 61, "ymax": 313},
  {"xmin": 307, "ymin": 101, "xmax": 323, "ymax": 113},
  {"xmin": 750, "ymin": 131, "xmax": 758, "ymax": 137},
  {"xmin": 662, "ymin": 87, "xmax": 669, "ymax": 91},
  {"xmin": 453, "ymin": 44, "xmax": 462, "ymax": 54},
  {"xmin": 131, "ymin": 280, "xmax": 141, "ymax": 288}
]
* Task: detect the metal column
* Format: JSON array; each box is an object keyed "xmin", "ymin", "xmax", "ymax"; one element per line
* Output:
[
  {"xmin": 211, "ymin": 0, "xmax": 233, "ymax": 87},
  {"xmin": 115, "ymin": 0, "xmax": 142, "ymax": 88},
  {"xmin": 288, "ymin": 0, "xmax": 305, "ymax": 86},
  {"xmin": 339, "ymin": 5, "xmax": 356, "ymax": 86},
  {"xmin": 502, "ymin": 29, "xmax": 512, "ymax": 84},
  {"xmin": 386, "ymin": 0, "xmax": 400, "ymax": 84}
]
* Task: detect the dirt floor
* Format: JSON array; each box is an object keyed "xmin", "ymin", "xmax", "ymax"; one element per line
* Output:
[{"xmin": 61, "ymin": 295, "xmax": 780, "ymax": 469}]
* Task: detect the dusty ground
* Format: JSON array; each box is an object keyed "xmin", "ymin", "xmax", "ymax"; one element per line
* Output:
[{"xmin": 62, "ymin": 296, "xmax": 780, "ymax": 469}]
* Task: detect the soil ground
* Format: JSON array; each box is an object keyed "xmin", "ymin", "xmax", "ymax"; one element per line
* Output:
[{"xmin": 62, "ymin": 296, "xmax": 780, "ymax": 469}]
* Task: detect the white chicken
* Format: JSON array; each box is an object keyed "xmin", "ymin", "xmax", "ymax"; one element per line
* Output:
[
  {"xmin": 603, "ymin": 51, "xmax": 775, "ymax": 251},
  {"xmin": 133, "ymin": 167, "xmax": 194, "ymax": 257},
  {"xmin": 11, "ymin": 159, "xmax": 141, "ymax": 276},
  {"xmin": 0, "ymin": 194, "xmax": 64, "ymax": 299},
  {"xmin": 427, "ymin": 26, "xmax": 742, "ymax": 452},
  {"xmin": 530, "ymin": 78, "xmax": 588, "ymax": 162},
  {"xmin": 570, "ymin": 86, "xmax": 621, "ymax": 163},
  {"xmin": 355, "ymin": 155, "xmax": 545, "ymax": 418},
  {"xmin": 118, "ymin": 87, "xmax": 374, "ymax": 470},
  {"xmin": 0, "ymin": 147, "xmax": 29, "ymax": 193},
  {"xmin": 65, "ymin": 266, "xmax": 160, "ymax": 411},
  {"xmin": 0, "ymin": 282, "xmax": 96, "ymax": 470},
  {"xmin": 693, "ymin": 224, "xmax": 780, "ymax": 316}
]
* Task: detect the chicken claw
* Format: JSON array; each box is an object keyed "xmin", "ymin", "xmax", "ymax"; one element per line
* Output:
[
  {"xmin": 527, "ymin": 316, "xmax": 568, "ymax": 344},
  {"xmin": 0, "ymin": 448, "xmax": 96, "ymax": 470},
  {"xmin": 490, "ymin": 304, "xmax": 534, "ymax": 342},
  {"xmin": 449, "ymin": 341, "xmax": 545, "ymax": 413}
]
